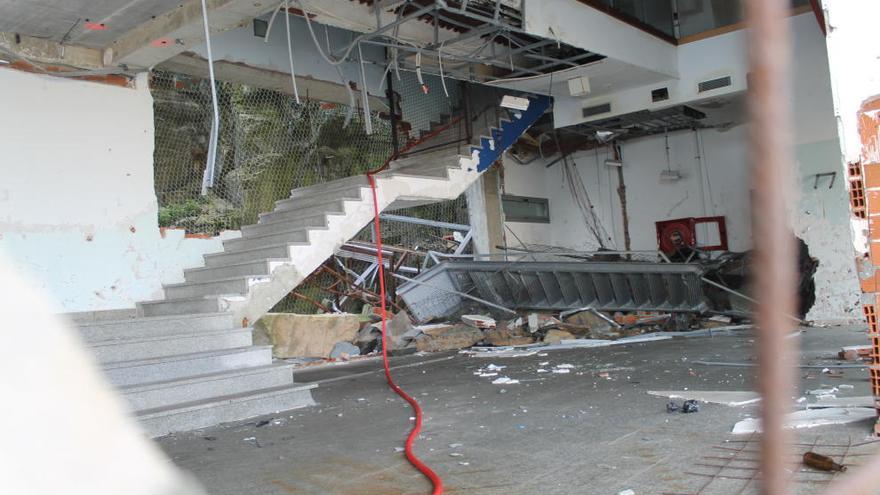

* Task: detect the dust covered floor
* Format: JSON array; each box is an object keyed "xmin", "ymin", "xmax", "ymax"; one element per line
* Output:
[{"xmin": 156, "ymin": 325, "xmax": 878, "ymax": 494}]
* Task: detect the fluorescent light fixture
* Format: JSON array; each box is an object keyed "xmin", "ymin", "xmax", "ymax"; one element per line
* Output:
[{"xmin": 500, "ymin": 95, "xmax": 530, "ymax": 111}]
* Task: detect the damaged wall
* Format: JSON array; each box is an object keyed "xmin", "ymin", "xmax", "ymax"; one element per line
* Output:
[
  {"xmin": 0, "ymin": 68, "xmax": 227, "ymax": 313},
  {"xmin": 502, "ymin": 13, "xmax": 860, "ymax": 322}
]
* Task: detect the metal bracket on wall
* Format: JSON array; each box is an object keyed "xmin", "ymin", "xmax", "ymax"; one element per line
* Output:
[{"xmin": 813, "ymin": 171, "xmax": 836, "ymax": 189}]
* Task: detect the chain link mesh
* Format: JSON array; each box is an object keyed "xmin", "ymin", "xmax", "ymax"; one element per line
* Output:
[{"xmin": 151, "ymin": 68, "xmax": 472, "ymax": 313}]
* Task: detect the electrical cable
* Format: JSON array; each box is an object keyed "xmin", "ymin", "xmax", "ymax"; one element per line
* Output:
[
  {"xmin": 200, "ymin": 0, "xmax": 220, "ymax": 195},
  {"xmin": 282, "ymin": 0, "xmax": 301, "ymax": 103},
  {"xmin": 264, "ymin": 0, "xmax": 285, "ymax": 42},
  {"xmin": 296, "ymin": 0, "xmax": 373, "ymax": 66},
  {"xmin": 415, "ymin": 49, "xmax": 427, "ymax": 93},
  {"xmin": 438, "ymin": 40, "xmax": 449, "ymax": 97}
]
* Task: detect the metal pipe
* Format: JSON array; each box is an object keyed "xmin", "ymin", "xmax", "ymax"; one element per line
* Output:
[
  {"xmin": 380, "ymin": 213, "xmax": 471, "ymax": 231},
  {"xmin": 744, "ymin": 0, "xmax": 797, "ymax": 493}
]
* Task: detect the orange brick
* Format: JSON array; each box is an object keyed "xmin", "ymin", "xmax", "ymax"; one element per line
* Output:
[{"xmin": 864, "ymin": 162, "xmax": 880, "ymax": 188}]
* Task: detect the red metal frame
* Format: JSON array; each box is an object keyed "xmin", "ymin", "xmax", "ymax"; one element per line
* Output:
[{"xmin": 655, "ymin": 216, "xmax": 729, "ymax": 255}]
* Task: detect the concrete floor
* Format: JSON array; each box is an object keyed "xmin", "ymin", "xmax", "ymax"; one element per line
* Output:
[{"xmin": 157, "ymin": 325, "xmax": 879, "ymax": 495}]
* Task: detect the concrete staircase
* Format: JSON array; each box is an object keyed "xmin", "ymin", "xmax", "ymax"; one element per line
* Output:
[
  {"xmin": 73, "ymin": 94, "xmax": 550, "ymax": 438},
  {"xmin": 137, "ymin": 94, "xmax": 551, "ymax": 327},
  {"xmin": 72, "ymin": 310, "xmax": 315, "ymax": 437}
]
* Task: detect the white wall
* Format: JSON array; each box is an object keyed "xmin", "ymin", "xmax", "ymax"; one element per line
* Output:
[
  {"xmin": 0, "ymin": 68, "xmax": 226, "ymax": 313},
  {"xmin": 502, "ymin": 12, "xmax": 860, "ymax": 322}
]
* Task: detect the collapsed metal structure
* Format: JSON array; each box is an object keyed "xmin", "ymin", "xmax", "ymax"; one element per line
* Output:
[{"xmin": 398, "ymin": 260, "xmax": 708, "ymax": 322}]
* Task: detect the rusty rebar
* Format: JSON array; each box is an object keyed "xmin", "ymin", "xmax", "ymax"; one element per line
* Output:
[{"xmin": 744, "ymin": 0, "xmax": 797, "ymax": 493}]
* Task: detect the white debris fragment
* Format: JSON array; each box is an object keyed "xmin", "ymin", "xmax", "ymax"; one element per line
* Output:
[
  {"xmin": 492, "ymin": 376, "xmax": 520, "ymax": 385},
  {"xmin": 556, "ymin": 364, "xmax": 574, "ymax": 369},
  {"xmin": 485, "ymin": 364, "xmax": 506, "ymax": 371},
  {"xmin": 807, "ymin": 387, "xmax": 838, "ymax": 399},
  {"xmin": 732, "ymin": 408, "xmax": 877, "ymax": 434},
  {"xmin": 477, "ymin": 372, "xmax": 499, "ymax": 377},
  {"xmin": 618, "ymin": 490, "xmax": 635, "ymax": 495},
  {"xmin": 810, "ymin": 396, "xmax": 874, "ymax": 408},
  {"xmin": 536, "ymin": 369, "xmax": 548, "ymax": 373},
  {"xmin": 551, "ymin": 368, "xmax": 570, "ymax": 374},
  {"xmin": 458, "ymin": 462, "xmax": 470, "ymax": 466},
  {"xmin": 449, "ymin": 443, "xmax": 463, "ymax": 448},
  {"xmin": 539, "ymin": 361, "xmax": 550, "ymax": 366},
  {"xmin": 839, "ymin": 384, "xmax": 855, "ymax": 390},
  {"xmin": 647, "ymin": 390, "xmax": 761, "ymax": 407}
]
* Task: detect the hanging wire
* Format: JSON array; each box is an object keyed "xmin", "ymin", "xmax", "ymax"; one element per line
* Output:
[
  {"xmin": 357, "ymin": 42, "xmax": 373, "ymax": 134},
  {"xmin": 264, "ymin": 0, "xmax": 285, "ymax": 42},
  {"xmin": 438, "ymin": 40, "xmax": 450, "ymax": 97},
  {"xmin": 282, "ymin": 0, "xmax": 301, "ymax": 103}
]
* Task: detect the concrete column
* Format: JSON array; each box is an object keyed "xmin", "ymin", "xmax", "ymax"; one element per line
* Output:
[{"xmin": 466, "ymin": 167, "xmax": 504, "ymax": 256}]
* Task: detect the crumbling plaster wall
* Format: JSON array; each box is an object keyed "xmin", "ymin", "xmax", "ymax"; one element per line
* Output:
[
  {"xmin": 502, "ymin": 13, "xmax": 860, "ymax": 322},
  {"xmin": 0, "ymin": 68, "xmax": 227, "ymax": 313}
]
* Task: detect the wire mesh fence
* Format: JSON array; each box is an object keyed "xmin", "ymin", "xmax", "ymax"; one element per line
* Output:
[{"xmin": 150, "ymin": 67, "xmax": 473, "ymax": 313}]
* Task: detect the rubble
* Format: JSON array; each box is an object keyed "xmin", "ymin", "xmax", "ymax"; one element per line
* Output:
[
  {"xmin": 256, "ymin": 313, "xmax": 361, "ymax": 358},
  {"xmin": 329, "ymin": 342, "xmax": 360, "ymax": 360},
  {"xmin": 415, "ymin": 324, "xmax": 483, "ymax": 352}
]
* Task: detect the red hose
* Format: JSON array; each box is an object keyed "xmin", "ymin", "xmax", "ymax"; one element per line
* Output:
[{"xmin": 366, "ymin": 171, "xmax": 444, "ymax": 495}]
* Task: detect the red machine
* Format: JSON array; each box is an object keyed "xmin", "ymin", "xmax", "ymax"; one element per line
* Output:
[{"xmin": 655, "ymin": 216, "xmax": 728, "ymax": 256}]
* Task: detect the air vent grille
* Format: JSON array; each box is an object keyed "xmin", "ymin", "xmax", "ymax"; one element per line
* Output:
[
  {"xmin": 651, "ymin": 87, "xmax": 670, "ymax": 102},
  {"xmin": 698, "ymin": 76, "xmax": 732, "ymax": 93},
  {"xmin": 582, "ymin": 103, "xmax": 612, "ymax": 118}
]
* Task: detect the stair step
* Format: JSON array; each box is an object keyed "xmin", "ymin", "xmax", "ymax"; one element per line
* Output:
[
  {"xmin": 203, "ymin": 243, "xmax": 300, "ymax": 268},
  {"xmin": 138, "ymin": 383, "xmax": 317, "ymax": 438},
  {"xmin": 385, "ymin": 167, "xmax": 453, "ymax": 180},
  {"xmin": 394, "ymin": 145, "xmax": 465, "ymax": 166},
  {"xmin": 76, "ymin": 313, "xmax": 235, "ymax": 342},
  {"xmin": 139, "ymin": 295, "xmax": 223, "ymax": 317},
  {"xmin": 391, "ymin": 159, "xmax": 462, "ymax": 175},
  {"xmin": 102, "ymin": 346, "xmax": 273, "ymax": 387},
  {"xmin": 185, "ymin": 259, "xmax": 284, "ymax": 284},
  {"xmin": 164, "ymin": 276, "xmax": 253, "ymax": 300},
  {"xmin": 89, "ymin": 327, "xmax": 252, "ymax": 364},
  {"xmin": 120, "ymin": 363, "xmax": 295, "ymax": 412},
  {"xmin": 259, "ymin": 199, "xmax": 348, "ymax": 225},
  {"xmin": 274, "ymin": 188, "xmax": 365, "ymax": 212},
  {"xmin": 222, "ymin": 227, "xmax": 311, "ymax": 253},
  {"xmin": 289, "ymin": 174, "xmax": 370, "ymax": 199},
  {"xmin": 241, "ymin": 213, "xmax": 329, "ymax": 237}
]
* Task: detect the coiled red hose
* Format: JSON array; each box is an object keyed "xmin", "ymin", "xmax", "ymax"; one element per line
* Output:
[{"xmin": 366, "ymin": 171, "xmax": 444, "ymax": 495}]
